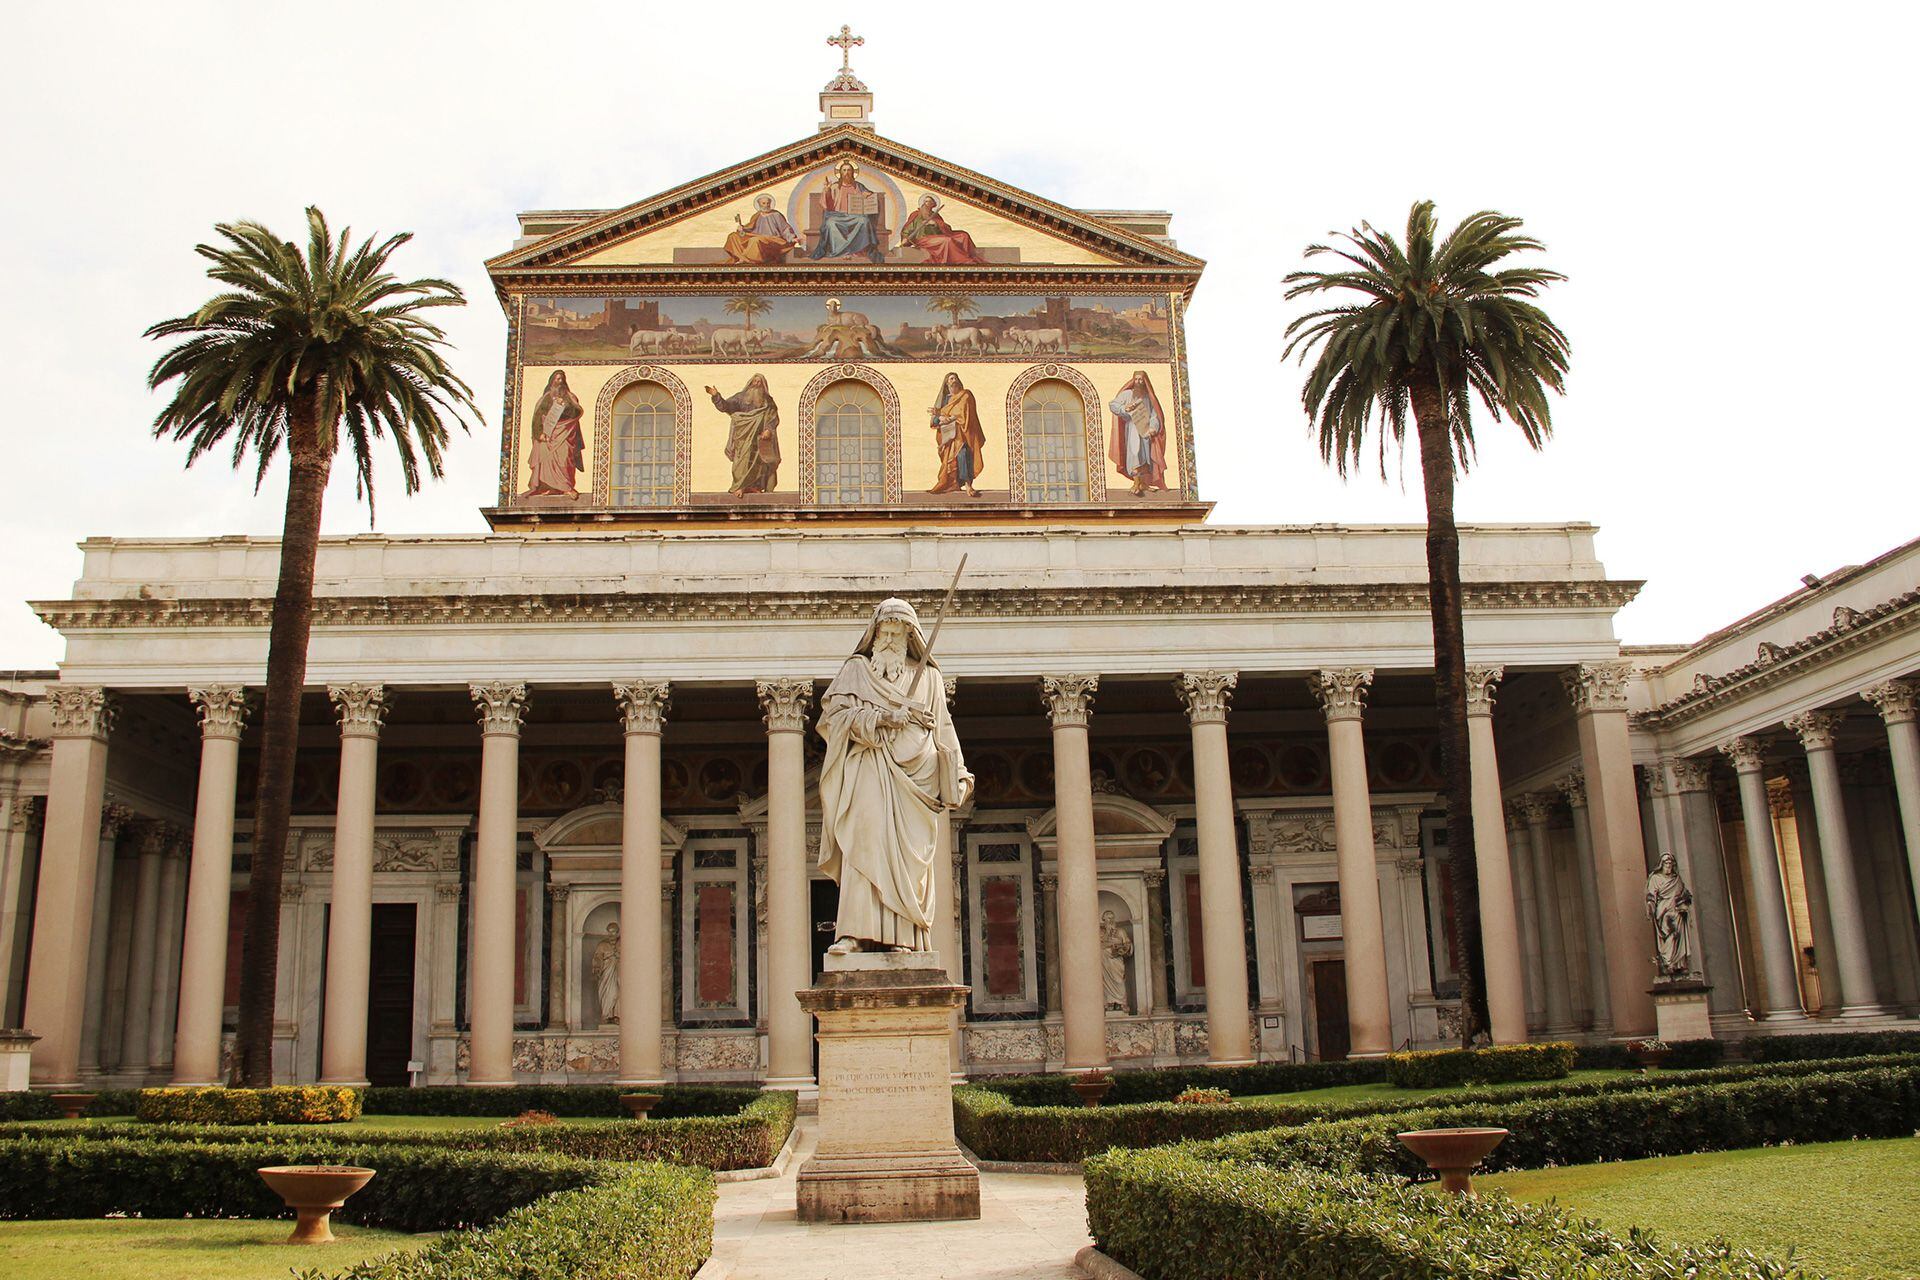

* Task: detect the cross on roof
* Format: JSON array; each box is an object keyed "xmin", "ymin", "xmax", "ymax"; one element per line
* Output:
[{"xmin": 828, "ymin": 24, "xmax": 863, "ymax": 74}]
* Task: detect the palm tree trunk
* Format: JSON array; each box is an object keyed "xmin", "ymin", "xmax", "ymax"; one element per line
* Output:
[
  {"xmin": 233, "ymin": 391, "xmax": 331, "ymax": 1086},
  {"xmin": 1410, "ymin": 374, "xmax": 1489, "ymax": 1046}
]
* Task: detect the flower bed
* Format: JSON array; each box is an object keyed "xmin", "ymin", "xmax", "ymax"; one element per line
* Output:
[
  {"xmin": 137, "ymin": 1085, "xmax": 362, "ymax": 1124},
  {"xmin": 1384, "ymin": 1041, "xmax": 1574, "ymax": 1088}
]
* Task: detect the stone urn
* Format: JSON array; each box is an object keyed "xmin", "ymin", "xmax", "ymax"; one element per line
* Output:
[
  {"xmin": 1630, "ymin": 1043, "xmax": 1671, "ymax": 1070},
  {"xmin": 620, "ymin": 1091, "xmax": 664, "ymax": 1120},
  {"xmin": 256, "ymin": 1165, "xmax": 376, "ymax": 1244},
  {"xmin": 49, "ymin": 1092, "xmax": 95, "ymax": 1120},
  {"xmin": 1069, "ymin": 1076, "xmax": 1114, "ymax": 1108},
  {"xmin": 1396, "ymin": 1127, "xmax": 1509, "ymax": 1195}
]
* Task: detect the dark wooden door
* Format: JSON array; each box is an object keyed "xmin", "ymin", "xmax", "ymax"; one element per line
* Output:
[
  {"xmin": 1310, "ymin": 958, "xmax": 1350, "ymax": 1062},
  {"xmin": 365, "ymin": 903, "xmax": 418, "ymax": 1088}
]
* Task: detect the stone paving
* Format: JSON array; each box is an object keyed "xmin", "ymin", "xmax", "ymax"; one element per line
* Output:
[{"xmin": 706, "ymin": 1124, "xmax": 1091, "ymax": 1280}]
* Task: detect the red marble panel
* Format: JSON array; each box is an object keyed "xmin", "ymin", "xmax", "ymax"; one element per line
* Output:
[
  {"xmin": 1185, "ymin": 871, "xmax": 1206, "ymax": 987},
  {"xmin": 696, "ymin": 883, "xmax": 735, "ymax": 1007},
  {"xmin": 982, "ymin": 876, "xmax": 1023, "ymax": 997}
]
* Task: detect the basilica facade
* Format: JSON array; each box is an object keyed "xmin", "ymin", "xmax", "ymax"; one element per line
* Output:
[{"xmin": 2, "ymin": 79, "xmax": 1915, "ymax": 1092}]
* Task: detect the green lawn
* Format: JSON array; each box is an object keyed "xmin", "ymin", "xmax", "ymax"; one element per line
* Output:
[
  {"xmin": 1482, "ymin": 1137, "xmax": 1920, "ymax": 1280},
  {"xmin": 0, "ymin": 1219, "xmax": 436, "ymax": 1280},
  {"xmin": 15, "ymin": 1113, "xmax": 602, "ymax": 1132},
  {"xmin": 1236, "ymin": 1067, "xmax": 1638, "ymax": 1108}
]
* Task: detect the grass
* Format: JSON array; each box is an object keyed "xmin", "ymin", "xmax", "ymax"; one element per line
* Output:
[
  {"xmin": 14, "ymin": 1113, "xmax": 603, "ymax": 1132},
  {"xmin": 1481, "ymin": 1137, "xmax": 1920, "ymax": 1280},
  {"xmin": 1235, "ymin": 1067, "xmax": 1639, "ymax": 1107},
  {"xmin": 0, "ymin": 1218, "xmax": 436, "ymax": 1279}
]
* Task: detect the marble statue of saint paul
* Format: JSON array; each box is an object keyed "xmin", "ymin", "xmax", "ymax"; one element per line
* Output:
[{"xmin": 818, "ymin": 598, "xmax": 972, "ymax": 954}]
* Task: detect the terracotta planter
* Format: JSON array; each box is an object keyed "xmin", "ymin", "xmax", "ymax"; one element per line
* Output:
[
  {"xmin": 620, "ymin": 1091, "xmax": 664, "ymax": 1120},
  {"xmin": 1396, "ymin": 1127, "xmax": 1509, "ymax": 1195},
  {"xmin": 1069, "ymin": 1078, "xmax": 1113, "ymax": 1108},
  {"xmin": 257, "ymin": 1165, "xmax": 376, "ymax": 1244},
  {"xmin": 49, "ymin": 1093, "xmax": 95, "ymax": 1120}
]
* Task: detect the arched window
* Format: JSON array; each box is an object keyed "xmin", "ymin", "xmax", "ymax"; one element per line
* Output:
[
  {"xmin": 609, "ymin": 381, "xmax": 677, "ymax": 506},
  {"xmin": 813, "ymin": 379, "xmax": 886, "ymax": 504},
  {"xmin": 1020, "ymin": 379, "xmax": 1088, "ymax": 502}
]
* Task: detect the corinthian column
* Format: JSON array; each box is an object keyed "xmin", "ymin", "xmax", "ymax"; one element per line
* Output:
[
  {"xmin": 145, "ymin": 829, "xmax": 190, "ymax": 1073},
  {"xmin": 757, "ymin": 678, "xmax": 815, "ymax": 1092},
  {"xmin": 467, "ymin": 682, "xmax": 527, "ymax": 1085},
  {"xmin": 319, "ymin": 683, "xmax": 387, "ymax": 1086},
  {"xmin": 117, "ymin": 822, "xmax": 170, "ymax": 1078},
  {"xmin": 1559, "ymin": 770, "xmax": 1611, "ymax": 1031},
  {"xmin": 1784, "ymin": 710, "xmax": 1881, "ymax": 1017},
  {"xmin": 1309, "ymin": 668, "xmax": 1391, "ymax": 1058},
  {"xmin": 1463, "ymin": 666, "xmax": 1527, "ymax": 1043},
  {"xmin": 1563, "ymin": 662, "xmax": 1656, "ymax": 1037},
  {"xmin": 614, "ymin": 680, "xmax": 670, "ymax": 1087},
  {"xmin": 1519, "ymin": 793, "xmax": 1575, "ymax": 1033},
  {"xmin": 173, "ymin": 686, "xmax": 248, "ymax": 1084},
  {"xmin": 1719, "ymin": 737, "xmax": 1806, "ymax": 1020},
  {"xmin": 1862, "ymin": 680, "xmax": 1920, "ymax": 938},
  {"xmin": 1666, "ymin": 756, "xmax": 1743, "ymax": 1016},
  {"xmin": 1504, "ymin": 801, "xmax": 1546, "ymax": 1029},
  {"xmin": 1177, "ymin": 671, "xmax": 1252, "ymax": 1065},
  {"xmin": 1041, "ymin": 675, "xmax": 1106, "ymax": 1070},
  {"xmin": 78, "ymin": 803, "xmax": 133, "ymax": 1077},
  {"xmin": 24, "ymin": 688, "xmax": 116, "ymax": 1088}
]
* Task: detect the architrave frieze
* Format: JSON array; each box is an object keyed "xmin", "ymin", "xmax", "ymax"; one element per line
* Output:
[{"xmin": 34, "ymin": 579, "xmax": 1642, "ymax": 634}]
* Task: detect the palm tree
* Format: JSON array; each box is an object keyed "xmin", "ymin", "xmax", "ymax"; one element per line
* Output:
[
  {"xmin": 926, "ymin": 295, "xmax": 978, "ymax": 327},
  {"xmin": 147, "ymin": 208, "xmax": 479, "ymax": 1085},
  {"xmin": 1281, "ymin": 202, "xmax": 1569, "ymax": 1042},
  {"xmin": 724, "ymin": 293, "xmax": 771, "ymax": 329}
]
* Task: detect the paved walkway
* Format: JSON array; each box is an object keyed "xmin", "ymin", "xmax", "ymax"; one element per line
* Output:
[{"xmin": 707, "ymin": 1125, "xmax": 1091, "ymax": 1280}]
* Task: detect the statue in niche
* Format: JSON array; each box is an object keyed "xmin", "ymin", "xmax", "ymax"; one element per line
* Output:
[
  {"xmin": 592, "ymin": 921, "xmax": 621, "ymax": 1024},
  {"xmin": 1100, "ymin": 910, "xmax": 1134, "ymax": 1013},
  {"xmin": 818, "ymin": 597, "xmax": 972, "ymax": 953},
  {"xmin": 1645, "ymin": 853, "xmax": 1694, "ymax": 979}
]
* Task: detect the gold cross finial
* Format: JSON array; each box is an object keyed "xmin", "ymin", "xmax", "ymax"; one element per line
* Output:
[{"xmin": 828, "ymin": 24, "xmax": 864, "ymax": 74}]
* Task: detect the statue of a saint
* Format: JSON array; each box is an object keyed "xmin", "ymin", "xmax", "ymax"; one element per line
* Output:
[
  {"xmin": 1645, "ymin": 852, "xmax": 1694, "ymax": 979},
  {"xmin": 1100, "ymin": 910, "xmax": 1134, "ymax": 1013},
  {"xmin": 592, "ymin": 922, "xmax": 621, "ymax": 1024},
  {"xmin": 818, "ymin": 597, "xmax": 972, "ymax": 954}
]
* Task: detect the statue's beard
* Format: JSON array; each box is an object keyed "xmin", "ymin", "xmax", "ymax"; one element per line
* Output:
[{"xmin": 872, "ymin": 640, "xmax": 908, "ymax": 682}]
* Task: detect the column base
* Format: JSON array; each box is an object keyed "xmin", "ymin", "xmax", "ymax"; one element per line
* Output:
[
  {"xmin": 318, "ymin": 1078, "xmax": 370, "ymax": 1089},
  {"xmin": 1206, "ymin": 1057, "xmax": 1258, "ymax": 1068},
  {"xmin": 462, "ymin": 1078, "xmax": 517, "ymax": 1087},
  {"xmin": 1836, "ymin": 1004, "xmax": 1888, "ymax": 1020},
  {"xmin": 1758, "ymin": 1008, "xmax": 1810, "ymax": 1024}
]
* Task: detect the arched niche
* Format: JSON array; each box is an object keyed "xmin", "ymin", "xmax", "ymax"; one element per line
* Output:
[
  {"xmin": 534, "ymin": 801, "xmax": 688, "ymax": 858},
  {"xmin": 1026, "ymin": 791, "xmax": 1176, "ymax": 861}
]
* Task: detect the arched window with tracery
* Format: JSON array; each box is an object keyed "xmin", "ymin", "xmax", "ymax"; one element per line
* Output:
[
  {"xmin": 1019, "ymin": 378, "xmax": 1089, "ymax": 503},
  {"xmin": 608, "ymin": 381, "xmax": 677, "ymax": 507},
  {"xmin": 812, "ymin": 379, "xmax": 887, "ymax": 504}
]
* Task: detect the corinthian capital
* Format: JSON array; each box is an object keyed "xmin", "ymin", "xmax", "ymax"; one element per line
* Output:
[
  {"xmin": 1309, "ymin": 668, "xmax": 1372, "ymax": 723},
  {"xmin": 469, "ymin": 682, "xmax": 529, "ymax": 735},
  {"xmin": 1176, "ymin": 670, "xmax": 1237, "ymax": 725},
  {"xmin": 1784, "ymin": 710, "xmax": 1841, "ymax": 752},
  {"xmin": 328, "ymin": 682, "xmax": 388, "ymax": 736},
  {"xmin": 99, "ymin": 801, "xmax": 135, "ymax": 840},
  {"xmin": 1563, "ymin": 661, "xmax": 1632, "ymax": 714},
  {"xmin": 1557, "ymin": 768, "xmax": 1588, "ymax": 808},
  {"xmin": 614, "ymin": 680, "xmax": 672, "ymax": 735},
  {"xmin": 1518, "ymin": 792, "xmax": 1556, "ymax": 825},
  {"xmin": 188, "ymin": 685, "xmax": 251, "ymax": 741},
  {"xmin": 1040, "ymin": 675, "xmax": 1098, "ymax": 728},
  {"xmin": 1862, "ymin": 679, "xmax": 1918, "ymax": 727},
  {"xmin": 1464, "ymin": 665, "xmax": 1505, "ymax": 717},
  {"xmin": 756, "ymin": 679, "xmax": 812, "ymax": 733},
  {"xmin": 1667, "ymin": 757, "xmax": 1712, "ymax": 794},
  {"xmin": 49, "ymin": 686, "xmax": 117, "ymax": 741},
  {"xmin": 1719, "ymin": 735, "xmax": 1768, "ymax": 773}
]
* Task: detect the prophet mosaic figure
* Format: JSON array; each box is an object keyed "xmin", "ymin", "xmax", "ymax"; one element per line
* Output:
[
  {"xmin": 523, "ymin": 370, "xmax": 585, "ymax": 498},
  {"xmin": 705, "ymin": 375, "xmax": 782, "ymax": 494},
  {"xmin": 926, "ymin": 372, "xmax": 985, "ymax": 497},
  {"xmin": 1108, "ymin": 370, "xmax": 1168, "ymax": 496},
  {"xmin": 1645, "ymin": 852, "xmax": 1695, "ymax": 979},
  {"xmin": 723, "ymin": 195, "xmax": 803, "ymax": 264},
  {"xmin": 809, "ymin": 160, "xmax": 885, "ymax": 262},
  {"xmin": 900, "ymin": 195, "xmax": 987, "ymax": 265},
  {"xmin": 1100, "ymin": 910, "xmax": 1134, "ymax": 1013},
  {"xmin": 817, "ymin": 598, "xmax": 972, "ymax": 953},
  {"xmin": 591, "ymin": 922, "xmax": 620, "ymax": 1024}
]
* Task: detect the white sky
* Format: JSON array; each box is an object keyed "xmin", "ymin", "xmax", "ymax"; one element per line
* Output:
[{"xmin": 2, "ymin": 1, "xmax": 1915, "ymax": 670}]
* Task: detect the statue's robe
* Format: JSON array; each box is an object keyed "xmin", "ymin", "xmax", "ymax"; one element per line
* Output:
[
  {"xmin": 927, "ymin": 386, "xmax": 986, "ymax": 494},
  {"xmin": 1107, "ymin": 381, "xmax": 1168, "ymax": 490},
  {"xmin": 817, "ymin": 654, "xmax": 965, "ymax": 949},
  {"xmin": 724, "ymin": 209, "xmax": 800, "ymax": 264},
  {"xmin": 1646, "ymin": 870, "xmax": 1693, "ymax": 975}
]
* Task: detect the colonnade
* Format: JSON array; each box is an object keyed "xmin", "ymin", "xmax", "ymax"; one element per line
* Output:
[{"xmin": 19, "ymin": 658, "xmax": 1677, "ymax": 1088}]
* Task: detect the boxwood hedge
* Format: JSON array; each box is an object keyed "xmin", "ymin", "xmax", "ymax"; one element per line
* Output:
[
  {"xmin": 358, "ymin": 1083, "xmax": 758, "ymax": 1118},
  {"xmin": 1384, "ymin": 1041, "xmax": 1574, "ymax": 1088},
  {"xmin": 136, "ymin": 1084, "xmax": 361, "ymax": 1124},
  {"xmin": 976, "ymin": 1057, "xmax": 1387, "ymax": 1107},
  {"xmin": 0, "ymin": 1088, "xmax": 139, "ymax": 1120},
  {"xmin": 1742, "ymin": 1028, "xmax": 1920, "ymax": 1061}
]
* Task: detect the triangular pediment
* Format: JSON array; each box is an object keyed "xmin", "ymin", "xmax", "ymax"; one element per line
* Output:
[{"xmin": 488, "ymin": 127, "xmax": 1201, "ymax": 278}]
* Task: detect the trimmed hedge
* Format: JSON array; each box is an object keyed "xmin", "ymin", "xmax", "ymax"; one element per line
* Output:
[
  {"xmin": 1385, "ymin": 1041, "xmax": 1574, "ymax": 1088},
  {"xmin": 1662, "ymin": 1037, "xmax": 1729, "ymax": 1070},
  {"xmin": 136, "ymin": 1085, "xmax": 361, "ymax": 1124},
  {"xmin": 977, "ymin": 1057, "xmax": 1387, "ymax": 1107},
  {"xmin": 956, "ymin": 1053, "xmax": 1920, "ymax": 1164},
  {"xmin": 7, "ymin": 1090, "xmax": 798, "ymax": 1172},
  {"xmin": 1743, "ymin": 1029, "xmax": 1920, "ymax": 1062},
  {"xmin": 359, "ymin": 1083, "xmax": 757, "ymax": 1118},
  {"xmin": 1085, "ymin": 1147, "xmax": 1813, "ymax": 1280},
  {"xmin": 0, "ymin": 1088, "xmax": 140, "ymax": 1121}
]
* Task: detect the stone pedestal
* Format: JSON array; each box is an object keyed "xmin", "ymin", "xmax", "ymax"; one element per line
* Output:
[
  {"xmin": 795, "ymin": 952, "xmax": 979, "ymax": 1224},
  {"xmin": 0, "ymin": 1030, "xmax": 38, "ymax": 1091},
  {"xmin": 1650, "ymin": 979, "xmax": 1713, "ymax": 1043}
]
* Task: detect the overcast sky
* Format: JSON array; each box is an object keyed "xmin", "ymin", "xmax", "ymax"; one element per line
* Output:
[{"xmin": 3, "ymin": 2, "xmax": 1915, "ymax": 670}]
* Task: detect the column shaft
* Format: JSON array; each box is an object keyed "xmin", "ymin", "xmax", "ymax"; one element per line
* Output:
[
  {"xmin": 1043, "ymin": 676, "xmax": 1105, "ymax": 1070},
  {"xmin": 320, "ymin": 685, "xmax": 385, "ymax": 1086},
  {"xmin": 173, "ymin": 687, "xmax": 247, "ymax": 1084},
  {"xmin": 1504, "ymin": 807, "xmax": 1546, "ymax": 1029},
  {"xmin": 1668, "ymin": 760, "xmax": 1744, "ymax": 1016},
  {"xmin": 1522, "ymin": 798, "xmax": 1574, "ymax": 1033},
  {"xmin": 1787, "ymin": 712, "xmax": 1881, "ymax": 1016},
  {"xmin": 758, "ymin": 679, "xmax": 815, "ymax": 1090},
  {"xmin": 77, "ymin": 818, "xmax": 125, "ymax": 1076},
  {"xmin": 145, "ymin": 842, "xmax": 189, "ymax": 1072},
  {"xmin": 468, "ymin": 682, "xmax": 527, "ymax": 1085},
  {"xmin": 1180, "ymin": 672, "xmax": 1252, "ymax": 1065},
  {"xmin": 1463, "ymin": 667, "xmax": 1527, "ymax": 1044},
  {"xmin": 615, "ymin": 681, "xmax": 669, "ymax": 1086},
  {"xmin": 1560, "ymin": 775, "xmax": 1612, "ymax": 1031},
  {"xmin": 23, "ymin": 688, "xmax": 114, "ymax": 1088},
  {"xmin": 1721, "ymin": 739, "xmax": 1806, "ymax": 1019},
  {"xmin": 117, "ymin": 828, "xmax": 166, "ymax": 1077},
  {"xmin": 1864, "ymin": 682, "xmax": 1920, "ymax": 943},
  {"xmin": 1312, "ymin": 669, "xmax": 1391, "ymax": 1058}
]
